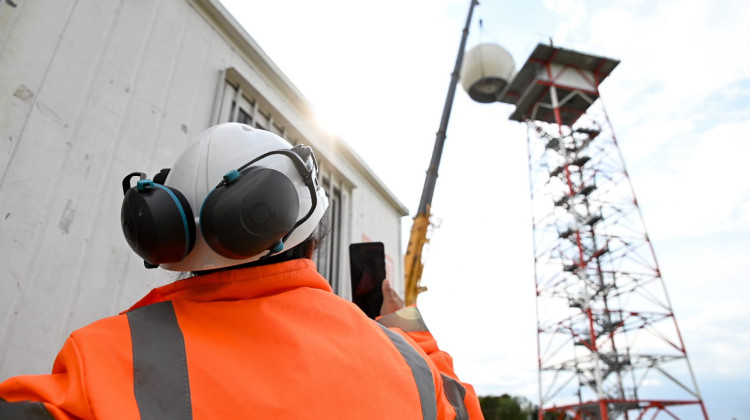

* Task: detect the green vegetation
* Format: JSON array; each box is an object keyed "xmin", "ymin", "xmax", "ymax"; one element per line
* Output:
[
  {"xmin": 478, "ymin": 395, "xmax": 573, "ymax": 420},
  {"xmin": 478, "ymin": 394, "xmax": 534, "ymax": 420}
]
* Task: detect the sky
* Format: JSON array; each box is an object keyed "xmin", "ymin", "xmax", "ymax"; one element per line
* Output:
[{"xmin": 218, "ymin": 0, "xmax": 750, "ymax": 418}]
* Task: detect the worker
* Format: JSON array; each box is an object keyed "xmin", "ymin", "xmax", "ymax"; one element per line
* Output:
[{"xmin": 0, "ymin": 122, "xmax": 483, "ymax": 419}]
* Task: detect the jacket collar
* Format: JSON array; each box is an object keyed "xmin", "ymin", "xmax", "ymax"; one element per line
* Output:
[{"xmin": 125, "ymin": 259, "xmax": 331, "ymax": 312}]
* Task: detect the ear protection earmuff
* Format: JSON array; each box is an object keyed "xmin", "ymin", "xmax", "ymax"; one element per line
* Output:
[
  {"xmin": 200, "ymin": 166, "xmax": 300, "ymax": 259},
  {"xmin": 120, "ymin": 145, "xmax": 319, "ymax": 269},
  {"xmin": 200, "ymin": 146, "xmax": 319, "ymax": 260},
  {"xmin": 121, "ymin": 172, "xmax": 196, "ymax": 268}
]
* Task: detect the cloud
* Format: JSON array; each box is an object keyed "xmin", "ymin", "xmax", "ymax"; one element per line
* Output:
[
  {"xmin": 653, "ymin": 236, "xmax": 750, "ymax": 379},
  {"xmin": 629, "ymin": 118, "xmax": 750, "ymax": 240}
]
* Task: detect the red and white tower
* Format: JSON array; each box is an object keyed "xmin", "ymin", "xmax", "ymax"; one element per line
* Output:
[{"xmin": 462, "ymin": 43, "xmax": 709, "ymax": 419}]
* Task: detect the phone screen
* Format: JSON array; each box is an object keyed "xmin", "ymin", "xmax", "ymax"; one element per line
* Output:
[{"xmin": 349, "ymin": 242, "xmax": 386, "ymax": 319}]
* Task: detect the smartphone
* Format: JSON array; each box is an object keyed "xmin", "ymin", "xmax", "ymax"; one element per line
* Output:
[{"xmin": 349, "ymin": 242, "xmax": 386, "ymax": 319}]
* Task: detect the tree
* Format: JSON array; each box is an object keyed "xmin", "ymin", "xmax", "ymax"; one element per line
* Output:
[
  {"xmin": 479, "ymin": 395, "xmax": 573, "ymax": 420},
  {"xmin": 479, "ymin": 394, "xmax": 534, "ymax": 420}
]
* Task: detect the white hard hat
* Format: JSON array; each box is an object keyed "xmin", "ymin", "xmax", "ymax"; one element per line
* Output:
[{"xmin": 120, "ymin": 122, "xmax": 329, "ymax": 272}]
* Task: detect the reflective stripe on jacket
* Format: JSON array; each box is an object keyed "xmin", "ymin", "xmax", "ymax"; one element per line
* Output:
[{"xmin": 0, "ymin": 259, "xmax": 483, "ymax": 419}]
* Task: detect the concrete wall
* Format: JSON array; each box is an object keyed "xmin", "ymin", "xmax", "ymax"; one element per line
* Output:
[{"xmin": 0, "ymin": 0, "xmax": 407, "ymax": 379}]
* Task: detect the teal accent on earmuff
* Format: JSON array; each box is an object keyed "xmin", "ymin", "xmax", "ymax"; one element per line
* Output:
[
  {"xmin": 270, "ymin": 240, "xmax": 285, "ymax": 253},
  {"xmin": 137, "ymin": 179, "xmax": 154, "ymax": 191},
  {"xmin": 223, "ymin": 169, "xmax": 241, "ymax": 184}
]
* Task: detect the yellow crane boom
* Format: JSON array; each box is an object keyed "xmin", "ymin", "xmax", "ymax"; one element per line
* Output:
[
  {"xmin": 403, "ymin": 210, "xmax": 431, "ymax": 305},
  {"xmin": 403, "ymin": 0, "xmax": 478, "ymax": 306}
]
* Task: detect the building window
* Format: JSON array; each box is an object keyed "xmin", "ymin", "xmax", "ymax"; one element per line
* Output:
[
  {"xmin": 235, "ymin": 104, "xmax": 253, "ymax": 126},
  {"xmin": 315, "ymin": 184, "xmax": 341, "ymax": 289},
  {"xmin": 227, "ymin": 92, "xmax": 255, "ymax": 126},
  {"xmin": 255, "ymin": 108, "xmax": 270, "ymax": 130}
]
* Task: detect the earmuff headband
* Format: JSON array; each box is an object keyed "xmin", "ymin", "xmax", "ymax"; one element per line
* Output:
[{"xmin": 122, "ymin": 172, "xmax": 146, "ymax": 195}]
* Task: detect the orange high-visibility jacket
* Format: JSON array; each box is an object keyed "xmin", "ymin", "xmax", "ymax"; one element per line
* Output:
[{"xmin": 0, "ymin": 259, "xmax": 483, "ymax": 419}]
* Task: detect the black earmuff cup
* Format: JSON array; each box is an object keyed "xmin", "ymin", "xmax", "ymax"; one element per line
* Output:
[
  {"xmin": 121, "ymin": 185, "xmax": 196, "ymax": 265},
  {"xmin": 200, "ymin": 167, "xmax": 300, "ymax": 260}
]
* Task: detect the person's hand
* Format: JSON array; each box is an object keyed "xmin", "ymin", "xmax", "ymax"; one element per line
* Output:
[{"xmin": 380, "ymin": 279, "xmax": 405, "ymax": 316}]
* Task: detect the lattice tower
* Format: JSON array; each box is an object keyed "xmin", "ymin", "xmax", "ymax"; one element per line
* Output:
[{"xmin": 517, "ymin": 45, "xmax": 708, "ymax": 420}]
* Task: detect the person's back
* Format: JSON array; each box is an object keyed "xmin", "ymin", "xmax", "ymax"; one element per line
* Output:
[{"xmin": 0, "ymin": 123, "xmax": 482, "ymax": 419}]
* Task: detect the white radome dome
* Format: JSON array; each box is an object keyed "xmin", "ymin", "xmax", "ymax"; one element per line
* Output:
[{"xmin": 460, "ymin": 43, "xmax": 516, "ymax": 103}]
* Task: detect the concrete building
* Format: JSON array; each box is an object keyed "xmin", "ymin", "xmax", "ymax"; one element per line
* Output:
[{"xmin": 0, "ymin": 0, "xmax": 408, "ymax": 379}]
